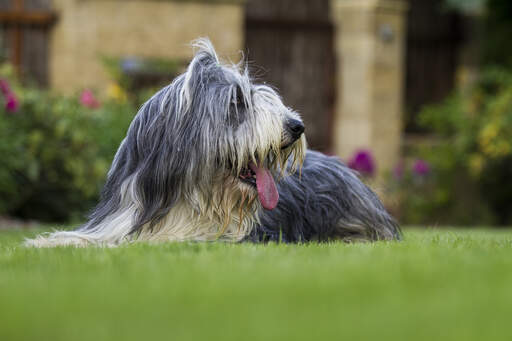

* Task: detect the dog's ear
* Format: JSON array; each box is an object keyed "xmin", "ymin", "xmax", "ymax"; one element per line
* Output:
[
  {"xmin": 190, "ymin": 37, "xmax": 219, "ymax": 66},
  {"xmin": 179, "ymin": 38, "xmax": 220, "ymax": 112}
]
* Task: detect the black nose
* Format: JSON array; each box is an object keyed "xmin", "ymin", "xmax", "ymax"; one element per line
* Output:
[{"xmin": 287, "ymin": 119, "xmax": 305, "ymax": 139}]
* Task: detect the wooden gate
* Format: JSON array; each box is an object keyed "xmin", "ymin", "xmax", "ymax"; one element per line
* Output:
[
  {"xmin": 245, "ymin": 0, "xmax": 335, "ymax": 151},
  {"xmin": 0, "ymin": 0, "xmax": 57, "ymax": 86},
  {"xmin": 405, "ymin": 0, "xmax": 463, "ymax": 133}
]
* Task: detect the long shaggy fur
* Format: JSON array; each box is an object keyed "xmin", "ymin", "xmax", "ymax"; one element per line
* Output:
[
  {"xmin": 247, "ymin": 151, "xmax": 400, "ymax": 243},
  {"xmin": 26, "ymin": 38, "xmax": 399, "ymax": 247}
]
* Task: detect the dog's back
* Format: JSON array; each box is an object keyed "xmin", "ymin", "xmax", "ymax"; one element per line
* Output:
[{"xmin": 249, "ymin": 150, "xmax": 401, "ymax": 243}]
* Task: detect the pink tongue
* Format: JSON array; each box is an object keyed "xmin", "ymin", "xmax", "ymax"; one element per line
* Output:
[{"xmin": 249, "ymin": 162, "xmax": 279, "ymax": 210}]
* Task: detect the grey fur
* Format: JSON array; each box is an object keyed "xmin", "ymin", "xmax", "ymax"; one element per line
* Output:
[
  {"xmin": 25, "ymin": 38, "xmax": 399, "ymax": 247},
  {"xmin": 248, "ymin": 151, "xmax": 401, "ymax": 243}
]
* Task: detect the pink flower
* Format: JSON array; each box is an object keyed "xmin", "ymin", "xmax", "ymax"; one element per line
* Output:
[
  {"xmin": 0, "ymin": 79, "xmax": 10, "ymax": 95},
  {"xmin": 80, "ymin": 89, "xmax": 100, "ymax": 109},
  {"xmin": 348, "ymin": 149, "xmax": 376, "ymax": 177},
  {"xmin": 412, "ymin": 159, "xmax": 430, "ymax": 176}
]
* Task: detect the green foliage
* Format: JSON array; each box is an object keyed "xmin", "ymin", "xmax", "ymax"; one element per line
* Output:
[
  {"xmin": 445, "ymin": 0, "xmax": 512, "ymax": 66},
  {"xmin": 0, "ymin": 79, "xmax": 135, "ymax": 222},
  {"xmin": 445, "ymin": 0, "xmax": 484, "ymax": 13},
  {"xmin": 396, "ymin": 0, "xmax": 512, "ymax": 225},
  {"xmin": 390, "ymin": 161, "xmax": 450, "ymax": 225},
  {"xmin": 483, "ymin": 0, "xmax": 512, "ymax": 68},
  {"xmin": 400, "ymin": 68, "xmax": 512, "ymax": 225},
  {"xmin": 101, "ymin": 55, "xmax": 184, "ymax": 92}
]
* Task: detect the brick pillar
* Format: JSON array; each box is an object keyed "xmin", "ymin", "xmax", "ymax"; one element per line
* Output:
[{"xmin": 330, "ymin": 0, "xmax": 407, "ymax": 175}]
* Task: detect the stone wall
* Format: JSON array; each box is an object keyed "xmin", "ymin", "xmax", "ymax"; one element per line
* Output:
[{"xmin": 50, "ymin": 0, "xmax": 245, "ymax": 92}]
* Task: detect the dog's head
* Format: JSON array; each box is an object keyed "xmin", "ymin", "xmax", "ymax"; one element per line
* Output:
[{"xmin": 118, "ymin": 38, "xmax": 306, "ymax": 231}]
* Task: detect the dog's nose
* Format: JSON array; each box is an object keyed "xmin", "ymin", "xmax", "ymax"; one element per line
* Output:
[{"xmin": 287, "ymin": 118, "xmax": 305, "ymax": 139}]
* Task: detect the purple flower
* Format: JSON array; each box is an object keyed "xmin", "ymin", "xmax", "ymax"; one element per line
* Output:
[
  {"xmin": 5, "ymin": 93, "xmax": 19, "ymax": 112},
  {"xmin": 0, "ymin": 79, "xmax": 19, "ymax": 113},
  {"xmin": 412, "ymin": 159, "xmax": 430, "ymax": 176},
  {"xmin": 348, "ymin": 149, "xmax": 376, "ymax": 177},
  {"xmin": 80, "ymin": 89, "xmax": 100, "ymax": 109}
]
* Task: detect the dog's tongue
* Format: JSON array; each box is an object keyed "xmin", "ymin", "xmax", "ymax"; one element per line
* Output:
[{"xmin": 249, "ymin": 162, "xmax": 279, "ymax": 210}]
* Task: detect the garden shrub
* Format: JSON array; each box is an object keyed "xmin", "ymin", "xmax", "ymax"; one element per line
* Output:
[
  {"xmin": 394, "ymin": 0, "xmax": 512, "ymax": 226},
  {"xmin": 397, "ymin": 68, "xmax": 512, "ymax": 225},
  {"xmin": 0, "ymin": 71, "xmax": 136, "ymax": 222}
]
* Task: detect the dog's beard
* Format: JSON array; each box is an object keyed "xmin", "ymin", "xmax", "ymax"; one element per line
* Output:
[{"xmin": 230, "ymin": 133, "xmax": 307, "ymax": 210}]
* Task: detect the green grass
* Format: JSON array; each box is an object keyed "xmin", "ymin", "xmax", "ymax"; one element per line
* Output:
[{"xmin": 1, "ymin": 228, "xmax": 512, "ymax": 341}]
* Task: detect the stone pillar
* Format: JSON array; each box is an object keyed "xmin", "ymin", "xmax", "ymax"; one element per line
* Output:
[{"xmin": 330, "ymin": 0, "xmax": 407, "ymax": 175}]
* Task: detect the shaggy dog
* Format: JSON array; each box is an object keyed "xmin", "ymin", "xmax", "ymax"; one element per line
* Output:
[{"xmin": 26, "ymin": 39, "xmax": 400, "ymax": 247}]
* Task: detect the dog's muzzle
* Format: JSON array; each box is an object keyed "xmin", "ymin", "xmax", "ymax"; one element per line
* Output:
[{"xmin": 281, "ymin": 118, "xmax": 304, "ymax": 150}]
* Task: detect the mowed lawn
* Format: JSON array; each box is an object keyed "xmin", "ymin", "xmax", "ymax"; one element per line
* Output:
[{"xmin": 1, "ymin": 228, "xmax": 512, "ymax": 341}]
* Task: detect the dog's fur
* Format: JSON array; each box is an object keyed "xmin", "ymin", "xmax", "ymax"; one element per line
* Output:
[{"xmin": 26, "ymin": 39, "xmax": 400, "ymax": 247}]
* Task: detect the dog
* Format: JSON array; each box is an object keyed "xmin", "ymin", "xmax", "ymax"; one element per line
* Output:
[{"xmin": 26, "ymin": 38, "xmax": 400, "ymax": 247}]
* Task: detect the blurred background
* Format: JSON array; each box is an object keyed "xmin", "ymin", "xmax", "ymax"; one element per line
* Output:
[{"xmin": 0, "ymin": 0, "xmax": 510, "ymax": 228}]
